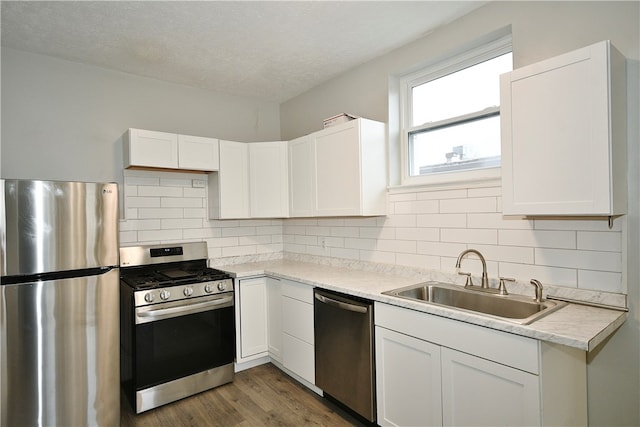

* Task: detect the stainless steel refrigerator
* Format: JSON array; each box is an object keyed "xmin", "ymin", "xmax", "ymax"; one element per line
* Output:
[{"xmin": 0, "ymin": 179, "xmax": 120, "ymax": 426}]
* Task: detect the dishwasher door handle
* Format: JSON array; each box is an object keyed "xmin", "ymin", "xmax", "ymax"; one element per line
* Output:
[{"xmin": 315, "ymin": 293, "xmax": 368, "ymax": 313}]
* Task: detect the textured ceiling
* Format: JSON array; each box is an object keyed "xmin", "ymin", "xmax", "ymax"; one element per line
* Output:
[{"xmin": 1, "ymin": 1, "xmax": 485, "ymax": 103}]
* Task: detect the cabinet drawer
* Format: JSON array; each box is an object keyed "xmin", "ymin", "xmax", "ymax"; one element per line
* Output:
[
  {"xmin": 282, "ymin": 296, "xmax": 314, "ymax": 344},
  {"xmin": 281, "ymin": 279, "xmax": 313, "ymax": 303},
  {"xmin": 375, "ymin": 302, "xmax": 539, "ymax": 374},
  {"xmin": 282, "ymin": 333, "xmax": 315, "ymax": 385}
]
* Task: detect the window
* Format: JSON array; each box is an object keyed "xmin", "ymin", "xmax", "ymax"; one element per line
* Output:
[{"xmin": 400, "ymin": 36, "xmax": 512, "ymax": 185}]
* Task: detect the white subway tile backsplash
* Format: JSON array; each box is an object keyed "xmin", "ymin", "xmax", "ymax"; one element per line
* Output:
[
  {"xmin": 127, "ymin": 197, "xmax": 161, "ymax": 208},
  {"xmin": 137, "ymin": 208, "xmax": 184, "ymax": 219},
  {"xmin": 535, "ymin": 248, "xmax": 622, "ymax": 272},
  {"xmin": 577, "ymin": 270, "xmax": 623, "ymax": 293},
  {"xmin": 499, "ymin": 229, "xmax": 576, "ymax": 249},
  {"xmin": 360, "ymin": 227, "xmax": 396, "ymax": 240},
  {"xmin": 161, "ymin": 197, "xmax": 203, "ymax": 208},
  {"xmin": 396, "ymin": 253, "xmax": 440, "ymax": 270},
  {"xmin": 137, "ymin": 229, "xmax": 183, "ymax": 242},
  {"xmin": 577, "ymin": 231, "xmax": 622, "ymax": 252},
  {"xmin": 121, "ymin": 173, "xmax": 625, "ymax": 299},
  {"xmin": 498, "ymin": 262, "xmax": 577, "ymax": 288},
  {"xmin": 138, "ymin": 186, "xmax": 183, "ymax": 197},
  {"xmin": 439, "ymin": 197, "xmax": 497, "ymax": 213},
  {"xmin": 161, "ymin": 218, "xmax": 203, "ymax": 230},
  {"xmin": 467, "ymin": 213, "xmax": 533, "ymax": 230},
  {"xmin": 417, "ymin": 213, "xmax": 466, "ymax": 228},
  {"xmin": 395, "ymin": 227, "xmax": 439, "ymax": 242},
  {"xmin": 441, "ymin": 228, "xmax": 498, "ymax": 245}
]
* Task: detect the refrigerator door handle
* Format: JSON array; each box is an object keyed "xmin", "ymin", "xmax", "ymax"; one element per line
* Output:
[{"xmin": 314, "ymin": 293, "xmax": 368, "ymax": 313}]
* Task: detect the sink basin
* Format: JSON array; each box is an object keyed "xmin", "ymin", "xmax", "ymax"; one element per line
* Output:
[{"xmin": 383, "ymin": 282, "xmax": 566, "ymax": 325}]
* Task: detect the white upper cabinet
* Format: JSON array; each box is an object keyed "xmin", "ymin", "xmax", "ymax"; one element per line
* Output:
[
  {"xmin": 288, "ymin": 135, "xmax": 316, "ymax": 217},
  {"xmin": 249, "ymin": 141, "xmax": 289, "ymax": 218},
  {"xmin": 177, "ymin": 134, "xmax": 220, "ymax": 171},
  {"xmin": 124, "ymin": 128, "xmax": 178, "ymax": 169},
  {"xmin": 124, "ymin": 128, "xmax": 219, "ymax": 171},
  {"xmin": 209, "ymin": 140, "xmax": 250, "ymax": 219},
  {"xmin": 209, "ymin": 140, "xmax": 289, "ymax": 219},
  {"xmin": 289, "ymin": 118, "xmax": 388, "ymax": 217},
  {"xmin": 500, "ymin": 40, "xmax": 627, "ymax": 216}
]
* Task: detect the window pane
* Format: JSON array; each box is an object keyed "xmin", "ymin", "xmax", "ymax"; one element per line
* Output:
[
  {"xmin": 409, "ymin": 115, "xmax": 501, "ymax": 176},
  {"xmin": 412, "ymin": 52, "xmax": 512, "ymax": 126}
]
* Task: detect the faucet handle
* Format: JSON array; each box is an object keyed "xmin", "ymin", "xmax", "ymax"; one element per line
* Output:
[
  {"xmin": 458, "ymin": 271, "xmax": 473, "ymax": 287},
  {"xmin": 498, "ymin": 277, "xmax": 515, "ymax": 296}
]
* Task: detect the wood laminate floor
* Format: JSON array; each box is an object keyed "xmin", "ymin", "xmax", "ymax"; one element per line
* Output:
[{"xmin": 120, "ymin": 363, "xmax": 367, "ymax": 427}]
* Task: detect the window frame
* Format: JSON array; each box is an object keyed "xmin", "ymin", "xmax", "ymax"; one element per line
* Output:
[{"xmin": 399, "ymin": 35, "xmax": 513, "ymax": 187}]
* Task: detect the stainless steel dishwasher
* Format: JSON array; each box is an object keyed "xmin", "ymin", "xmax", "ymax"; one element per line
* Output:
[{"xmin": 314, "ymin": 288, "xmax": 375, "ymax": 423}]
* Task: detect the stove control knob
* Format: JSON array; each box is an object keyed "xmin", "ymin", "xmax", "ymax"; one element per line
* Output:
[
  {"xmin": 144, "ymin": 293, "xmax": 155, "ymax": 303},
  {"xmin": 160, "ymin": 290, "xmax": 171, "ymax": 301},
  {"xmin": 217, "ymin": 282, "xmax": 227, "ymax": 292},
  {"xmin": 183, "ymin": 287, "xmax": 193, "ymax": 297},
  {"xmin": 204, "ymin": 284, "xmax": 214, "ymax": 294}
]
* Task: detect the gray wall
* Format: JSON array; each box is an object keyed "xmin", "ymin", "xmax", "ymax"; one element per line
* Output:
[
  {"xmin": 1, "ymin": 47, "xmax": 281, "ymax": 184},
  {"xmin": 280, "ymin": 2, "xmax": 640, "ymax": 425}
]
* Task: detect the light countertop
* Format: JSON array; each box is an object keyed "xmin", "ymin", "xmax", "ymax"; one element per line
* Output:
[{"xmin": 221, "ymin": 259, "xmax": 627, "ymax": 352}]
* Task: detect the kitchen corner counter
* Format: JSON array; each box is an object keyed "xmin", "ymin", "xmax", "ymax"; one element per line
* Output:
[{"xmin": 222, "ymin": 259, "xmax": 627, "ymax": 352}]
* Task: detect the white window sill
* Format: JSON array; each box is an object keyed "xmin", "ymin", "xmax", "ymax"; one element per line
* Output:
[{"xmin": 390, "ymin": 167, "xmax": 501, "ymax": 194}]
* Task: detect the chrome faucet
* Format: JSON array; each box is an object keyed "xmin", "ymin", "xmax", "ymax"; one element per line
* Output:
[
  {"xmin": 455, "ymin": 249, "xmax": 489, "ymax": 289},
  {"xmin": 529, "ymin": 279, "xmax": 544, "ymax": 303}
]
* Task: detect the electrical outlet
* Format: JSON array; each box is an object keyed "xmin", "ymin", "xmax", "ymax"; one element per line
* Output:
[
  {"xmin": 192, "ymin": 179, "xmax": 206, "ymax": 188},
  {"xmin": 319, "ymin": 237, "xmax": 326, "ymax": 249}
]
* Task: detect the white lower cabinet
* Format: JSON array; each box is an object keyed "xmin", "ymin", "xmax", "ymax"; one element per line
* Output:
[
  {"xmin": 266, "ymin": 277, "xmax": 282, "ymax": 362},
  {"xmin": 375, "ymin": 327, "xmax": 442, "ymax": 426},
  {"xmin": 441, "ymin": 348, "xmax": 540, "ymax": 427},
  {"xmin": 375, "ymin": 302, "xmax": 587, "ymax": 427},
  {"xmin": 236, "ymin": 277, "xmax": 268, "ymax": 362},
  {"xmin": 280, "ymin": 279, "xmax": 315, "ymax": 385}
]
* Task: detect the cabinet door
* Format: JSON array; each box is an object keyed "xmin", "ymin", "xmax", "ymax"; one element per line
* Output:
[
  {"xmin": 441, "ymin": 347, "xmax": 540, "ymax": 427},
  {"xmin": 288, "ymin": 135, "xmax": 316, "ymax": 217},
  {"xmin": 375, "ymin": 326, "xmax": 442, "ymax": 427},
  {"xmin": 178, "ymin": 134, "xmax": 219, "ymax": 171},
  {"xmin": 238, "ymin": 277, "xmax": 268, "ymax": 360},
  {"xmin": 315, "ymin": 122, "xmax": 361, "ymax": 216},
  {"xmin": 125, "ymin": 129, "xmax": 178, "ymax": 169},
  {"xmin": 218, "ymin": 140, "xmax": 250, "ymax": 219},
  {"xmin": 501, "ymin": 40, "xmax": 624, "ymax": 215},
  {"xmin": 266, "ymin": 277, "xmax": 282, "ymax": 362},
  {"xmin": 249, "ymin": 141, "xmax": 289, "ymax": 218}
]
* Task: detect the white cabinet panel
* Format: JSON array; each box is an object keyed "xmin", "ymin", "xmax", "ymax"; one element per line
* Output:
[
  {"xmin": 288, "ymin": 135, "xmax": 316, "ymax": 217},
  {"xmin": 266, "ymin": 277, "xmax": 282, "ymax": 362},
  {"xmin": 249, "ymin": 141, "xmax": 289, "ymax": 218},
  {"xmin": 441, "ymin": 347, "xmax": 540, "ymax": 427},
  {"xmin": 124, "ymin": 129, "xmax": 219, "ymax": 171},
  {"xmin": 237, "ymin": 277, "xmax": 268, "ymax": 361},
  {"xmin": 376, "ymin": 326, "xmax": 442, "ymax": 427},
  {"xmin": 209, "ymin": 140, "xmax": 250, "ymax": 219},
  {"xmin": 124, "ymin": 129, "xmax": 178, "ymax": 169},
  {"xmin": 501, "ymin": 40, "xmax": 626, "ymax": 216},
  {"xmin": 282, "ymin": 333, "xmax": 315, "ymax": 384},
  {"xmin": 315, "ymin": 123, "xmax": 361, "ymax": 215},
  {"xmin": 281, "ymin": 295, "xmax": 314, "ymax": 345},
  {"xmin": 287, "ymin": 118, "xmax": 387, "ymax": 218},
  {"xmin": 177, "ymin": 134, "xmax": 219, "ymax": 171}
]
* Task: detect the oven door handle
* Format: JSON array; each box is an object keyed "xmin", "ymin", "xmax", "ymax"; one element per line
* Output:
[{"xmin": 135, "ymin": 295, "xmax": 234, "ymax": 324}]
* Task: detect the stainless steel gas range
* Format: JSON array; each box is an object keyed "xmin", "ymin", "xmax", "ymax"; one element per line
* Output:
[{"xmin": 119, "ymin": 242, "xmax": 235, "ymax": 414}]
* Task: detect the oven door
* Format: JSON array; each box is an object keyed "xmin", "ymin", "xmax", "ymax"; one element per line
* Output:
[{"xmin": 134, "ymin": 293, "xmax": 235, "ymax": 391}]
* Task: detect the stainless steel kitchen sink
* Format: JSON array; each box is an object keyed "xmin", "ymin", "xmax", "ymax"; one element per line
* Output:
[{"xmin": 383, "ymin": 281, "xmax": 566, "ymax": 325}]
